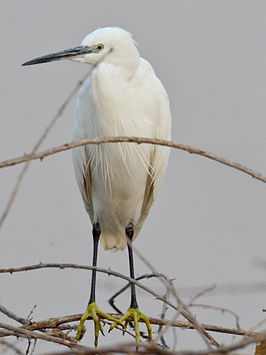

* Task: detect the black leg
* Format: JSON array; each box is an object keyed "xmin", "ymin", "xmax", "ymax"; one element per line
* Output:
[
  {"xmin": 88, "ymin": 222, "xmax": 101, "ymax": 304},
  {"xmin": 76, "ymin": 222, "xmax": 123, "ymax": 345},
  {"xmin": 126, "ymin": 223, "xmax": 138, "ymax": 309},
  {"xmin": 108, "ymin": 223, "xmax": 152, "ymax": 343}
]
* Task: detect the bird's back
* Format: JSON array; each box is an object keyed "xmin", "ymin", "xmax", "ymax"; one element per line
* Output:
[{"xmin": 72, "ymin": 58, "xmax": 171, "ymax": 250}]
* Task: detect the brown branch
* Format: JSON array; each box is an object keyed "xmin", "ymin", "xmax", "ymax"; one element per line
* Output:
[
  {"xmin": 144, "ymin": 316, "xmax": 256, "ymax": 337},
  {"xmin": 0, "ymin": 263, "xmax": 165, "ymax": 290},
  {"xmin": 36, "ymin": 344, "xmax": 191, "ymax": 355},
  {"xmin": 190, "ymin": 304, "xmax": 241, "ymax": 330},
  {"xmin": 108, "ymin": 273, "xmax": 160, "ymax": 314},
  {"xmin": 0, "ymin": 263, "xmax": 210, "ymax": 340},
  {"xmin": 4, "ymin": 306, "xmax": 211, "ymax": 349},
  {"xmin": 131, "ymin": 243, "xmax": 219, "ymax": 348},
  {"xmin": 1, "ymin": 321, "xmax": 266, "ymax": 355},
  {"xmin": 0, "ymin": 263, "xmax": 241, "ymax": 348},
  {"xmin": 0, "ymin": 262, "xmax": 185, "ymax": 320},
  {"xmin": 0, "ymin": 314, "xmax": 262, "ymax": 350},
  {"xmin": 19, "ymin": 312, "xmax": 256, "ymax": 337},
  {"xmin": 1, "ymin": 312, "xmax": 266, "ymax": 355},
  {"xmin": 0, "ymin": 322, "xmax": 85, "ymax": 351},
  {"xmin": 0, "ymin": 266, "xmax": 218, "ymax": 348},
  {"xmin": 0, "ymin": 137, "xmax": 265, "ymax": 183},
  {"xmin": 32, "ymin": 333, "xmax": 266, "ymax": 355},
  {"xmin": 208, "ymin": 331, "xmax": 266, "ymax": 354},
  {"xmin": 0, "ymin": 304, "xmax": 31, "ymax": 326},
  {"xmin": 1, "ymin": 310, "xmax": 247, "ymax": 337},
  {"xmin": 0, "ymin": 72, "xmax": 88, "ymax": 229}
]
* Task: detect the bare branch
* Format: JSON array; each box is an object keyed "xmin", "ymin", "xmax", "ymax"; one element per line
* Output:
[
  {"xmin": 0, "ymin": 263, "xmax": 256, "ymax": 345},
  {"xmin": 0, "ymin": 304, "xmax": 31, "ymax": 326},
  {"xmin": 188, "ymin": 285, "xmax": 217, "ymax": 305},
  {"xmin": 36, "ymin": 332, "xmax": 266, "ymax": 355},
  {"xmin": 0, "ymin": 263, "xmax": 189, "ymax": 323},
  {"xmin": 0, "ymin": 313, "xmax": 260, "ymax": 339},
  {"xmin": 27, "ymin": 338, "xmax": 37, "ymax": 355},
  {"xmin": 208, "ymin": 331, "xmax": 266, "ymax": 354},
  {"xmin": 26, "ymin": 304, "xmax": 37, "ymax": 323},
  {"xmin": 248, "ymin": 318, "xmax": 266, "ymax": 333},
  {"xmin": 190, "ymin": 304, "xmax": 241, "ymax": 330},
  {"xmin": 179, "ymin": 281, "xmax": 266, "ymax": 297},
  {"xmin": 0, "ymin": 72, "xmax": 88, "ymax": 228},
  {"xmin": 157, "ymin": 279, "xmax": 172, "ymax": 348},
  {"xmin": 1, "ymin": 303, "xmax": 266, "ymax": 355},
  {"xmin": 0, "ymin": 137, "xmax": 265, "ymax": 183},
  {"xmin": 1, "ymin": 324, "xmax": 266, "ymax": 355},
  {"xmin": 131, "ymin": 243, "xmax": 219, "ymax": 348},
  {"xmin": 0, "ymin": 322, "xmax": 85, "ymax": 351},
  {"xmin": 0, "ymin": 263, "xmax": 212, "ymax": 344},
  {"xmin": 108, "ymin": 273, "xmax": 160, "ymax": 314},
  {"xmin": 0, "ymin": 262, "xmax": 219, "ymax": 347}
]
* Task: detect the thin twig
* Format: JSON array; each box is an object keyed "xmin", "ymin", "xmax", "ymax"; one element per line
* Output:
[
  {"xmin": 63, "ymin": 331, "xmax": 266, "ymax": 355},
  {"xmin": 0, "ymin": 322, "xmax": 85, "ymax": 351},
  {"xmin": 108, "ymin": 273, "xmax": 162, "ymax": 315},
  {"xmin": 101, "ymin": 319, "xmax": 137, "ymax": 340},
  {"xmin": 0, "ymin": 313, "xmax": 256, "ymax": 338},
  {"xmin": 0, "ymin": 264, "xmax": 259, "ymax": 339},
  {"xmin": 0, "ymin": 263, "xmax": 190, "ymax": 326},
  {"xmin": 190, "ymin": 304, "xmax": 241, "ymax": 330},
  {"xmin": 187, "ymin": 286, "xmax": 241, "ymax": 335},
  {"xmin": 248, "ymin": 317, "xmax": 266, "ymax": 333},
  {"xmin": 157, "ymin": 281, "xmax": 172, "ymax": 348},
  {"xmin": 108, "ymin": 273, "xmax": 164, "ymax": 342},
  {"xmin": 0, "ymin": 262, "xmax": 203, "ymax": 344},
  {"xmin": 178, "ymin": 281, "xmax": 266, "ymax": 297},
  {"xmin": 0, "ymin": 72, "xmax": 88, "ymax": 228},
  {"xmin": 207, "ymin": 331, "xmax": 266, "ymax": 354},
  {"xmin": 0, "ymin": 262, "xmax": 218, "ymax": 347},
  {"xmin": 26, "ymin": 338, "xmax": 32, "ymax": 355},
  {"xmin": 131, "ymin": 243, "xmax": 219, "ymax": 348},
  {"xmin": 0, "ymin": 137, "xmax": 265, "ymax": 183},
  {"xmin": 1, "ymin": 308, "xmax": 265, "ymax": 355},
  {"xmin": 0, "ymin": 304, "xmax": 31, "ymax": 326},
  {"xmin": 43, "ymin": 331, "xmax": 266, "ymax": 355},
  {"xmin": 188, "ymin": 285, "xmax": 217, "ymax": 305},
  {"xmin": 26, "ymin": 304, "xmax": 37, "ymax": 323},
  {"xmin": 108, "ymin": 273, "xmax": 175, "ymax": 344},
  {"xmin": 28, "ymin": 338, "xmax": 37, "ymax": 355}
]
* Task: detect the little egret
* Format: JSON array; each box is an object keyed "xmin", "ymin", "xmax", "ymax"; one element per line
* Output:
[{"xmin": 23, "ymin": 27, "xmax": 172, "ymax": 345}]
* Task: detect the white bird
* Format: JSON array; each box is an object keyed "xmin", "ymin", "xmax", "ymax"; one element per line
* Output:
[{"xmin": 22, "ymin": 27, "xmax": 172, "ymax": 346}]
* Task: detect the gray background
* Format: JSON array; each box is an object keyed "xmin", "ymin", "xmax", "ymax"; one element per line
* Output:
[{"xmin": 0, "ymin": 1, "xmax": 265, "ymax": 353}]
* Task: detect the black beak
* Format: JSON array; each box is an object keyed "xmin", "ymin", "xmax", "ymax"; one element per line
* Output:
[{"xmin": 22, "ymin": 45, "xmax": 93, "ymax": 66}]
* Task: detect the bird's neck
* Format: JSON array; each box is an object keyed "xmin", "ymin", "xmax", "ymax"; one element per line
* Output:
[
  {"xmin": 88, "ymin": 58, "xmax": 139, "ymax": 136},
  {"xmin": 96, "ymin": 44, "xmax": 140, "ymax": 80},
  {"xmin": 90, "ymin": 52, "xmax": 140, "ymax": 104}
]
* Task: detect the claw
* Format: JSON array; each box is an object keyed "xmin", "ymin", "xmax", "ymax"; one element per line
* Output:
[
  {"xmin": 109, "ymin": 308, "xmax": 152, "ymax": 342},
  {"xmin": 76, "ymin": 302, "xmax": 122, "ymax": 347}
]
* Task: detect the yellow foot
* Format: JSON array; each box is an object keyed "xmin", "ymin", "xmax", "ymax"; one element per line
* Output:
[
  {"xmin": 110, "ymin": 307, "xmax": 152, "ymax": 342},
  {"xmin": 76, "ymin": 302, "xmax": 122, "ymax": 346}
]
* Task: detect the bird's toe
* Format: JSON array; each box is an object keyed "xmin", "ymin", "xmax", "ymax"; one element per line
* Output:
[
  {"xmin": 109, "ymin": 307, "xmax": 152, "ymax": 342},
  {"xmin": 76, "ymin": 302, "xmax": 121, "ymax": 347}
]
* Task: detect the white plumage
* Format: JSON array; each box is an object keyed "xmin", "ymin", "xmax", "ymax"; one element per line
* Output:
[
  {"xmin": 22, "ymin": 26, "xmax": 172, "ymax": 344},
  {"xmin": 71, "ymin": 27, "xmax": 171, "ymax": 250}
]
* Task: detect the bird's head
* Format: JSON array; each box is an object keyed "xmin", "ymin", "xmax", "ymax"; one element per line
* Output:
[{"xmin": 22, "ymin": 27, "xmax": 140, "ymax": 73}]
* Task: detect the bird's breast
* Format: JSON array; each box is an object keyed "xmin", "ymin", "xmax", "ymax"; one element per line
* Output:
[{"xmin": 72, "ymin": 61, "xmax": 171, "ymax": 250}]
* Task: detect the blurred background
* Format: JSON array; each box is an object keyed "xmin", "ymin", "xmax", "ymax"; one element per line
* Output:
[{"xmin": 0, "ymin": 1, "xmax": 265, "ymax": 353}]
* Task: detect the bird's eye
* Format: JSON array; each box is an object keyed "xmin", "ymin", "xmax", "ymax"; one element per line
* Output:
[{"xmin": 96, "ymin": 44, "xmax": 104, "ymax": 52}]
